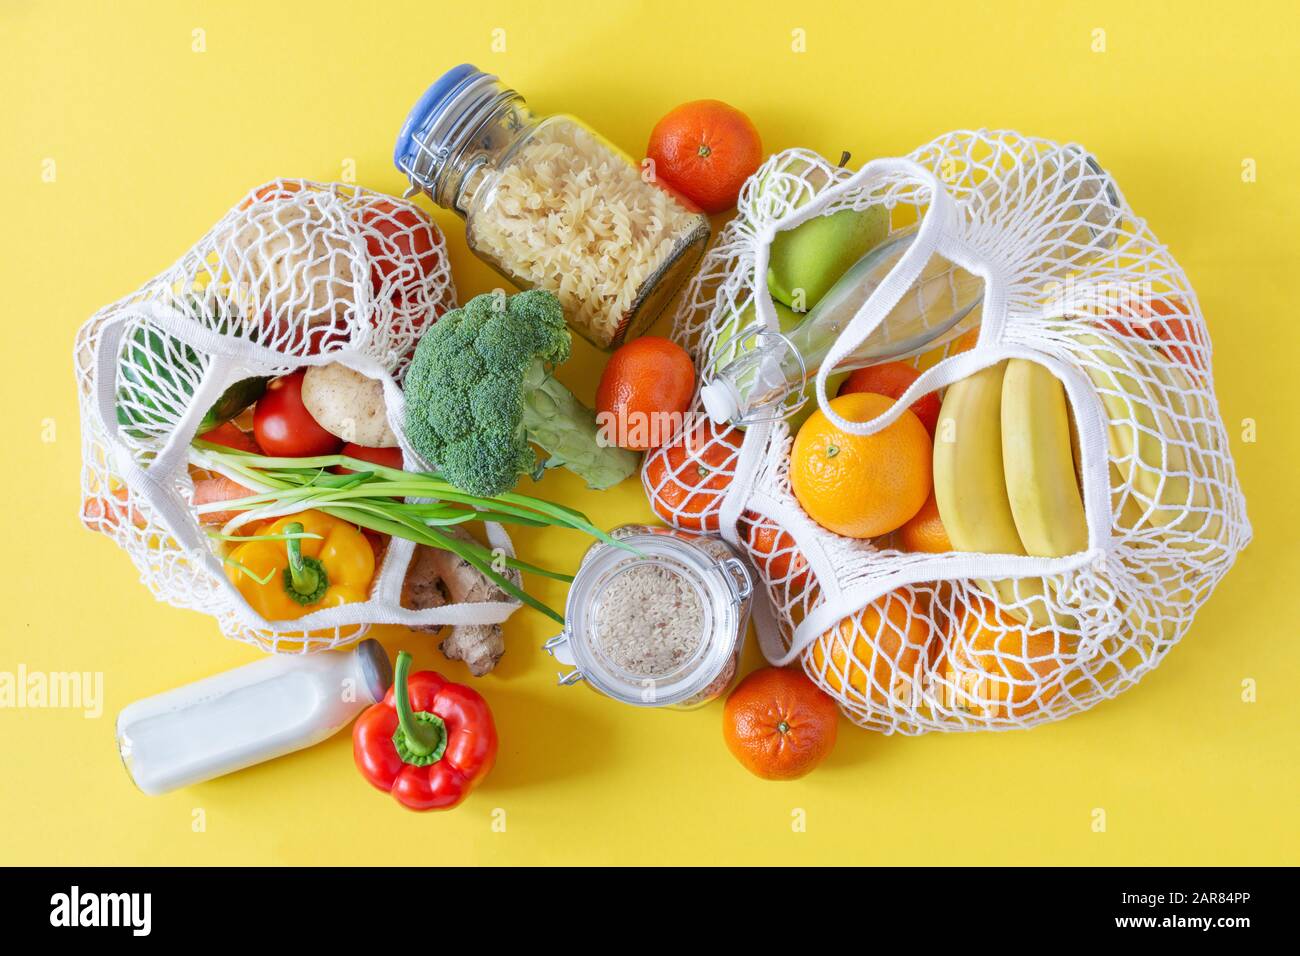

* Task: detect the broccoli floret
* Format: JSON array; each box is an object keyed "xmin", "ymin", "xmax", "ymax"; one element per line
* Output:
[{"xmin": 404, "ymin": 289, "xmax": 639, "ymax": 497}]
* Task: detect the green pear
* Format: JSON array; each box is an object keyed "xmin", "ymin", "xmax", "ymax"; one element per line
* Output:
[
  {"xmin": 756, "ymin": 157, "xmax": 889, "ymax": 311},
  {"xmin": 767, "ymin": 205, "xmax": 889, "ymax": 310}
]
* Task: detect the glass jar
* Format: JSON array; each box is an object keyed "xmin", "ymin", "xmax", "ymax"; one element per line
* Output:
[
  {"xmin": 544, "ymin": 525, "xmax": 753, "ymax": 709},
  {"xmin": 394, "ymin": 65, "xmax": 711, "ymax": 350}
]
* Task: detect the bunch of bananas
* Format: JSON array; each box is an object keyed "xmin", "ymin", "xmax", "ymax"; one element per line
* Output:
[
  {"xmin": 933, "ymin": 354, "xmax": 1087, "ymax": 629},
  {"xmin": 932, "ymin": 325, "xmax": 1224, "ymax": 636}
]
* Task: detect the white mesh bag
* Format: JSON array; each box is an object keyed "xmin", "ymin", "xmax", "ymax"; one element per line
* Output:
[
  {"xmin": 643, "ymin": 131, "xmax": 1251, "ymax": 733},
  {"xmin": 75, "ymin": 179, "xmax": 522, "ymax": 653}
]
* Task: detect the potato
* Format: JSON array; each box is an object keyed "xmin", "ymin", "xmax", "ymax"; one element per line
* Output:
[
  {"xmin": 300, "ymin": 363, "xmax": 397, "ymax": 446},
  {"xmin": 222, "ymin": 198, "xmax": 355, "ymax": 329}
]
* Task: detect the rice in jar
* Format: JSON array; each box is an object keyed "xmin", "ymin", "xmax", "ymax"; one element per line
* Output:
[
  {"xmin": 545, "ymin": 525, "xmax": 752, "ymax": 709},
  {"xmin": 394, "ymin": 65, "xmax": 710, "ymax": 350}
]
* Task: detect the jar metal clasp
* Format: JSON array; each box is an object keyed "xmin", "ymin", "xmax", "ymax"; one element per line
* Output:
[
  {"xmin": 542, "ymin": 632, "xmax": 584, "ymax": 686},
  {"xmin": 720, "ymin": 556, "xmax": 753, "ymax": 602}
]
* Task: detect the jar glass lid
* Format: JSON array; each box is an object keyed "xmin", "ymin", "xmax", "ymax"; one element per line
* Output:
[
  {"xmin": 563, "ymin": 533, "xmax": 742, "ymax": 707},
  {"xmin": 588, "ymin": 557, "xmax": 709, "ymax": 683}
]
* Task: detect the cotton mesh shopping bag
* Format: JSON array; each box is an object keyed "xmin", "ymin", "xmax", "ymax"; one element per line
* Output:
[
  {"xmin": 643, "ymin": 131, "xmax": 1250, "ymax": 733},
  {"xmin": 75, "ymin": 179, "xmax": 522, "ymax": 653}
]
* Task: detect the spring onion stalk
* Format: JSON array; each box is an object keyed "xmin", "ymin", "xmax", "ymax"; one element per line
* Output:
[{"xmin": 190, "ymin": 441, "xmax": 627, "ymax": 624}]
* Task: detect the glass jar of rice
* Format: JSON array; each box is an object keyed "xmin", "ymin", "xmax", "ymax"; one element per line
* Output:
[
  {"xmin": 544, "ymin": 524, "xmax": 753, "ymax": 709},
  {"xmin": 394, "ymin": 65, "xmax": 711, "ymax": 350}
]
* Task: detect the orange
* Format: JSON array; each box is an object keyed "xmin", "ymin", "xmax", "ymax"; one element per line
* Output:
[
  {"xmin": 646, "ymin": 100, "xmax": 763, "ymax": 214},
  {"xmin": 723, "ymin": 667, "xmax": 839, "ymax": 780},
  {"xmin": 643, "ymin": 419, "xmax": 743, "ymax": 532},
  {"xmin": 838, "ymin": 360, "xmax": 941, "ymax": 435},
  {"xmin": 898, "ymin": 491, "xmax": 952, "ymax": 554},
  {"xmin": 741, "ymin": 512, "xmax": 811, "ymax": 593},
  {"xmin": 789, "ymin": 392, "xmax": 932, "ymax": 538},
  {"xmin": 950, "ymin": 325, "xmax": 981, "ymax": 355},
  {"xmin": 595, "ymin": 336, "xmax": 696, "ymax": 450},
  {"xmin": 805, "ymin": 589, "xmax": 935, "ymax": 710},
  {"xmin": 937, "ymin": 595, "xmax": 1070, "ymax": 719}
]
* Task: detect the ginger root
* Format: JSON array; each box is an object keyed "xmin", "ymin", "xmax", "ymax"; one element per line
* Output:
[{"xmin": 400, "ymin": 526, "xmax": 520, "ymax": 676}]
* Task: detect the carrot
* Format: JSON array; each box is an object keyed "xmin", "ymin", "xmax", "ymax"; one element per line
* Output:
[
  {"xmin": 82, "ymin": 487, "xmax": 147, "ymax": 532},
  {"xmin": 198, "ymin": 421, "xmax": 261, "ymax": 454},
  {"xmin": 193, "ymin": 475, "xmax": 255, "ymax": 526}
]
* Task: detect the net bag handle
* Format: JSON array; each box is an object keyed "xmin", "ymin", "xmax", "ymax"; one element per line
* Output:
[{"xmin": 746, "ymin": 158, "xmax": 957, "ymax": 430}]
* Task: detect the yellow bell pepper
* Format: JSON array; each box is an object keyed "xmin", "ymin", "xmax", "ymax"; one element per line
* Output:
[{"xmin": 225, "ymin": 510, "xmax": 375, "ymax": 621}]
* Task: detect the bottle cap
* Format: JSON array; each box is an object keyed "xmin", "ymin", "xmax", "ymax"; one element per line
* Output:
[
  {"xmin": 699, "ymin": 381, "xmax": 738, "ymax": 424},
  {"xmin": 355, "ymin": 639, "xmax": 393, "ymax": 705}
]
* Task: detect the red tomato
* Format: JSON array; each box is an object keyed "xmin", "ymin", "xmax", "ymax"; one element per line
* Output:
[
  {"xmin": 239, "ymin": 179, "xmax": 303, "ymax": 210},
  {"xmin": 359, "ymin": 200, "xmax": 441, "ymax": 300},
  {"xmin": 334, "ymin": 443, "xmax": 404, "ymax": 474},
  {"xmin": 253, "ymin": 370, "xmax": 342, "ymax": 457},
  {"xmin": 837, "ymin": 361, "xmax": 942, "ymax": 435},
  {"xmin": 1101, "ymin": 295, "xmax": 1205, "ymax": 371}
]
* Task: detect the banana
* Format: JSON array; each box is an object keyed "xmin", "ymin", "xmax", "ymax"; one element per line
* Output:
[
  {"xmin": 1071, "ymin": 332, "xmax": 1218, "ymax": 546},
  {"xmin": 1000, "ymin": 359, "xmax": 1089, "ymax": 557},
  {"xmin": 935, "ymin": 362, "xmax": 1046, "ymax": 624},
  {"xmin": 934, "ymin": 361, "xmax": 1024, "ymax": 556},
  {"xmin": 1069, "ymin": 331, "xmax": 1230, "ymax": 652},
  {"xmin": 933, "ymin": 330, "xmax": 1228, "ymax": 665}
]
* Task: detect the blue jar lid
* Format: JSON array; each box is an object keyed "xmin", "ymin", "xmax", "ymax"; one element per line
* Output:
[{"xmin": 392, "ymin": 63, "xmax": 483, "ymax": 172}]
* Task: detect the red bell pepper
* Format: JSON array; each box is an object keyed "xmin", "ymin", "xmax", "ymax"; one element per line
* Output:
[{"xmin": 352, "ymin": 651, "xmax": 497, "ymax": 811}]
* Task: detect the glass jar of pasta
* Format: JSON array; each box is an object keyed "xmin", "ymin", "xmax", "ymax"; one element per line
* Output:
[{"xmin": 394, "ymin": 65, "xmax": 710, "ymax": 350}]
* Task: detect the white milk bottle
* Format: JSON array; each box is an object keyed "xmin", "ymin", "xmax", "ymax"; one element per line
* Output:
[{"xmin": 116, "ymin": 639, "xmax": 391, "ymax": 795}]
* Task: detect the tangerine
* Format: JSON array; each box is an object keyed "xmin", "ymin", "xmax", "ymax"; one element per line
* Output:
[
  {"xmin": 805, "ymin": 589, "xmax": 935, "ymax": 710},
  {"xmin": 938, "ymin": 595, "xmax": 1070, "ymax": 719},
  {"xmin": 643, "ymin": 419, "xmax": 743, "ymax": 531},
  {"xmin": 838, "ymin": 360, "xmax": 941, "ymax": 434},
  {"xmin": 742, "ymin": 513, "xmax": 811, "ymax": 593},
  {"xmin": 595, "ymin": 336, "xmax": 696, "ymax": 450},
  {"xmin": 898, "ymin": 491, "xmax": 952, "ymax": 554},
  {"xmin": 722, "ymin": 667, "xmax": 839, "ymax": 780},
  {"xmin": 646, "ymin": 100, "xmax": 763, "ymax": 214}
]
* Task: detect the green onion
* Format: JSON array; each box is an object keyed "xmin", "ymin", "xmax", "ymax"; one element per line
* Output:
[{"xmin": 191, "ymin": 443, "xmax": 630, "ymax": 624}]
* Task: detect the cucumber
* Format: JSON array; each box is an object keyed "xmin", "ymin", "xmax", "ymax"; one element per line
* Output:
[
  {"xmin": 115, "ymin": 297, "xmax": 265, "ymax": 439},
  {"xmin": 197, "ymin": 376, "xmax": 269, "ymax": 432}
]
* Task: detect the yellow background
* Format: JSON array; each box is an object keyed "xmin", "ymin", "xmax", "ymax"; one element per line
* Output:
[{"xmin": 2, "ymin": 0, "xmax": 1296, "ymax": 866}]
